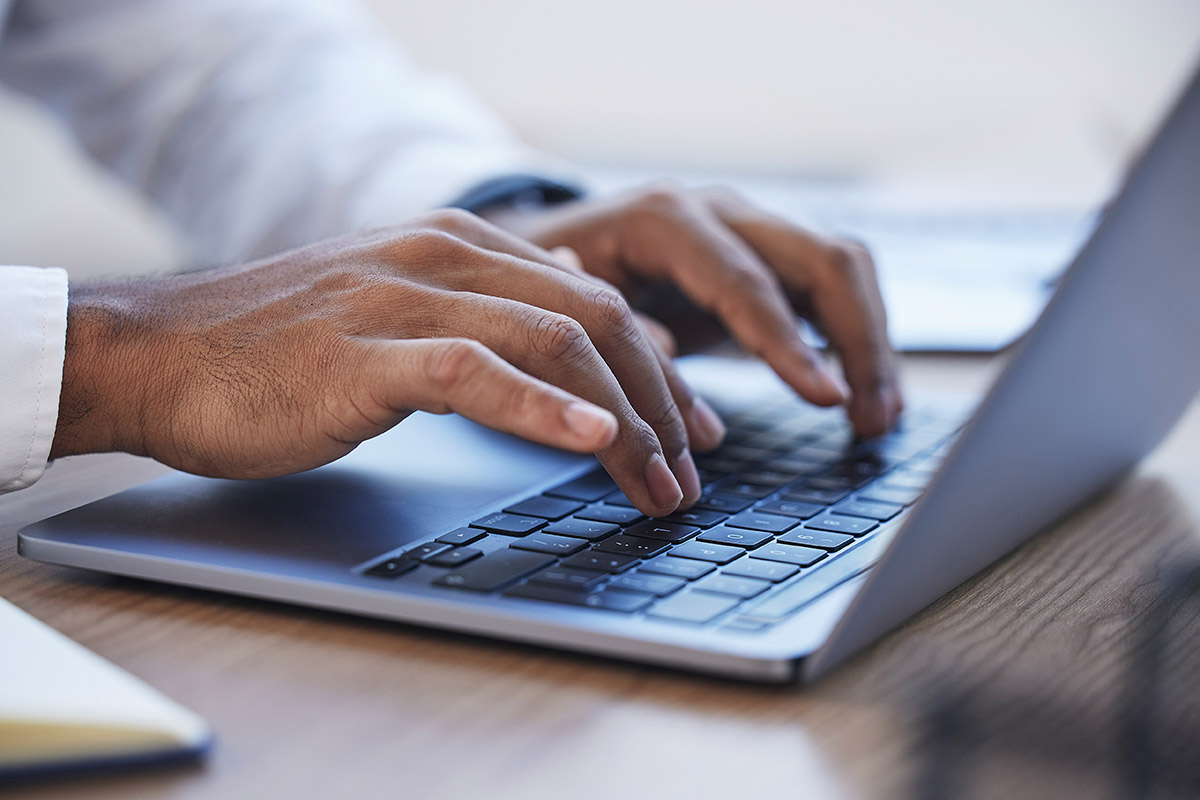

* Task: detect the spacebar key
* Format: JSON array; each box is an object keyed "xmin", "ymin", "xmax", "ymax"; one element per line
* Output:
[{"xmin": 433, "ymin": 549, "xmax": 556, "ymax": 592}]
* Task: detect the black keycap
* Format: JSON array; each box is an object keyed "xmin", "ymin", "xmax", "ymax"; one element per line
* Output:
[
  {"xmin": 611, "ymin": 572, "xmax": 687, "ymax": 596},
  {"xmin": 406, "ymin": 542, "xmax": 452, "ymax": 560},
  {"xmin": 693, "ymin": 457, "xmax": 745, "ymax": 474},
  {"xmin": 576, "ymin": 504, "xmax": 645, "ymax": 525},
  {"xmin": 712, "ymin": 480, "xmax": 776, "ymax": 499},
  {"xmin": 561, "ymin": 551, "xmax": 640, "ymax": 573},
  {"xmin": 765, "ymin": 457, "xmax": 824, "ymax": 476},
  {"xmin": 804, "ymin": 514, "xmax": 878, "ymax": 536},
  {"xmin": 697, "ymin": 526, "xmax": 772, "ymax": 549},
  {"xmin": 722, "ymin": 559, "xmax": 799, "ymax": 583},
  {"xmin": 805, "ymin": 475, "xmax": 861, "ymax": 492},
  {"xmin": 470, "ymin": 512, "xmax": 545, "ymax": 536},
  {"xmin": 739, "ymin": 431, "xmax": 793, "ymax": 450},
  {"xmin": 811, "ymin": 428, "xmax": 855, "ymax": 451},
  {"xmin": 623, "ymin": 520, "xmax": 700, "ymax": 543},
  {"xmin": 736, "ymin": 470, "xmax": 797, "ymax": 487},
  {"xmin": 545, "ymin": 470, "xmax": 617, "ymax": 502},
  {"xmin": 593, "ymin": 535, "xmax": 670, "ymax": 559},
  {"xmin": 504, "ymin": 495, "xmax": 585, "ymax": 520},
  {"xmin": 504, "ymin": 583, "xmax": 654, "ymax": 613},
  {"xmin": 587, "ymin": 589, "xmax": 657, "ymax": 613},
  {"xmin": 833, "ymin": 455, "xmax": 890, "ymax": 478},
  {"xmin": 529, "ymin": 567, "xmax": 606, "ymax": 590},
  {"xmin": 777, "ymin": 529, "xmax": 853, "ymax": 551},
  {"xmin": 433, "ymin": 549, "xmax": 556, "ymax": 592},
  {"xmin": 712, "ymin": 444, "xmax": 776, "ymax": 462},
  {"xmin": 791, "ymin": 446, "xmax": 842, "ymax": 463},
  {"xmin": 695, "ymin": 574, "xmax": 771, "ymax": 599},
  {"xmin": 424, "ymin": 547, "xmax": 483, "ymax": 567},
  {"xmin": 640, "ymin": 556, "xmax": 717, "ymax": 581},
  {"xmin": 856, "ymin": 485, "xmax": 922, "ymax": 506},
  {"xmin": 670, "ymin": 541, "xmax": 744, "ymax": 565},
  {"xmin": 782, "ymin": 486, "xmax": 850, "ymax": 504},
  {"xmin": 646, "ymin": 591, "xmax": 740, "ymax": 624},
  {"xmin": 726, "ymin": 511, "xmax": 798, "ymax": 534},
  {"xmin": 877, "ymin": 437, "xmax": 939, "ymax": 461},
  {"xmin": 660, "ymin": 508, "xmax": 728, "ymax": 528},
  {"xmin": 436, "ymin": 527, "xmax": 487, "ymax": 546},
  {"xmin": 510, "ymin": 532, "xmax": 589, "ymax": 556},
  {"xmin": 693, "ymin": 493, "xmax": 754, "ymax": 513},
  {"xmin": 754, "ymin": 499, "xmax": 824, "ymax": 519},
  {"xmin": 603, "ymin": 490, "xmax": 637, "ymax": 508},
  {"xmin": 363, "ymin": 557, "xmax": 419, "ymax": 578},
  {"xmin": 750, "ymin": 543, "xmax": 826, "ymax": 567},
  {"xmin": 832, "ymin": 499, "xmax": 903, "ymax": 521},
  {"xmin": 544, "ymin": 518, "xmax": 620, "ymax": 541}
]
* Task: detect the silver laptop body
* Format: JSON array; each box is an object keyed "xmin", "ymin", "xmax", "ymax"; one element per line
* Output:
[{"xmin": 19, "ymin": 65, "xmax": 1200, "ymax": 683}]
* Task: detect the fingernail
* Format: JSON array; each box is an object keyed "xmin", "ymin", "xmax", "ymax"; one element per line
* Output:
[
  {"xmin": 672, "ymin": 449, "xmax": 702, "ymax": 505},
  {"xmin": 691, "ymin": 398, "xmax": 726, "ymax": 448},
  {"xmin": 563, "ymin": 402, "xmax": 617, "ymax": 444},
  {"xmin": 820, "ymin": 368, "xmax": 851, "ymax": 405},
  {"xmin": 644, "ymin": 452, "xmax": 683, "ymax": 511}
]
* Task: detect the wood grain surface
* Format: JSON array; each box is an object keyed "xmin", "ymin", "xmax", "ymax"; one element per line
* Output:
[{"xmin": 2, "ymin": 356, "xmax": 1198, "ymax": 800}]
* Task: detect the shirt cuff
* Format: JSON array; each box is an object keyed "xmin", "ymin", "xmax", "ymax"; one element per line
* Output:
[
  {"xmin": 447, "ymin": 174, "xmax": 584, "ymax": 214},
  {"xmin": 0, "ymin": 266, "xmax": 69, "ymax": 494}
]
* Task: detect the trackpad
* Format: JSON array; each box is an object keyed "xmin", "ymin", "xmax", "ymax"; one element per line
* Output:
[{"xmin": 25, "ymin": 412, "xmax": 594, "ymax": 571}]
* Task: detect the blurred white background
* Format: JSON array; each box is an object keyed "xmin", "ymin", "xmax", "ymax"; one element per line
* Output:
[{"xmin": 2, "ymin": 0, "xmax": 1199, "ymax": 278}]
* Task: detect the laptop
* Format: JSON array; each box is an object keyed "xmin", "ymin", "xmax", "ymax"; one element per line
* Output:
[{"xmin": 18, "ymin": 65, "xmax": 1200, "ymax": 683}]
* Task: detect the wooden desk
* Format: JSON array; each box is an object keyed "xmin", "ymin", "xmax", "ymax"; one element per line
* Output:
[{"xmin": 3, "ymin": 355, "xmax": 1199, "ymax": 800}]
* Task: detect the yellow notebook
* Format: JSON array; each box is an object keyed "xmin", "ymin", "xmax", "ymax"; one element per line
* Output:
[{"xmin": 0, "ymin": 596, "xmax": 211, "ymax": 780}]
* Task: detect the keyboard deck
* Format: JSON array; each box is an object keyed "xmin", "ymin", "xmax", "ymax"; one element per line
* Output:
[{"xmin": 356, "ymin": 399, "xmax": 966, "ymax": 631}]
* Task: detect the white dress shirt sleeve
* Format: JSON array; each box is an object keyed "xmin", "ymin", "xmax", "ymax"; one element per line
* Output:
[
  {"xmin": 0, "ymin": 0, "xmax": 579, "ymax": 266},
  {"xmin": 0, "ymin": 266, "xmax": 67, "ymax": 494}
]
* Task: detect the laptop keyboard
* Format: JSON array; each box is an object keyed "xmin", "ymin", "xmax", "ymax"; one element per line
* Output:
[{"xmin": 357, "ymin": 398, "xmax": 966, "ymax": 631}]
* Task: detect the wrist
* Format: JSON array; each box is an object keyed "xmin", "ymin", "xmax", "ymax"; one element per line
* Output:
[{"xmin": 50, "ymin": 282, "xmax": 161, "ymax": 459}]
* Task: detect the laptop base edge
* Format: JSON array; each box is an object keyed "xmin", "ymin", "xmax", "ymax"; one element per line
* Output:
[{"xmin": 18, "ymin": 532, "xmax": 804, "ymax": 684}]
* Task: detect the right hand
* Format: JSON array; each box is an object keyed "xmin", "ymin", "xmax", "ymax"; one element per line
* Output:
[{"xmin": 50, "ymin": 210, "xmax": 727, "ymax": 516}]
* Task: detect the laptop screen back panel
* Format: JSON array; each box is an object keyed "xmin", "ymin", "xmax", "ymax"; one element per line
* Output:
[{"xmin": 807, "ymin": 65, "xmax": 1200, "ymax": 679}]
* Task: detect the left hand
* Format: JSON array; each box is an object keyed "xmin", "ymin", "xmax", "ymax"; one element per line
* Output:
[{"xmin": 484, "ymin": 183, "xmax": 904, "ymax": 437}]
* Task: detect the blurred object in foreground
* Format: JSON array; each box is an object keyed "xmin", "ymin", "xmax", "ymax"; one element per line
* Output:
[{"xmin": 0, "ymin": 596, "xmax": 210, "ymax": 783}]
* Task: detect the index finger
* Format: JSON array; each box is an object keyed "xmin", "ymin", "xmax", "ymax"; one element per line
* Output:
[
  {"xmin": 704, "ymin": 192, "xmax": 902, "ymax": 435},
  {"xmin": 624, "ymin": 196, "xmax": 850, "ymax": 408}
]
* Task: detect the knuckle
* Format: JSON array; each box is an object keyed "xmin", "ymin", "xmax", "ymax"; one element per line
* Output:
[
  {"xmin": 528, "ymin": 312, "xmax": 591, "ymax": 364},
  {"xmin": 412, "ymin": 228, "xmax": 473, "ymax": 260},
  {"xmin": 633, "ymin": 181, "xmax": 690, "ymax": 216},
  {"xmin": 644, "ymin": 392, "xmax": 685, "ymax": 439},
  {"xmin": 581, "ymin": 285, "xmax": 636, "ymax": 339},
  {"xmin": 427, "ymin": 338, "xmax": 488, "ymax": 394},
  {"xmin": 717, "ymin": 260, "xmax": 774, "ymax": 304},
  {"xmin": 423, "ymin": 207, "xmax": 482, "ymax": 234},
  {"xmin": 824, "ymin": 240, "xmax": 875, "ymax": 279},
  {"xmin": 627, "ymin": 418, "xmax": 665, "ymax": 456}
]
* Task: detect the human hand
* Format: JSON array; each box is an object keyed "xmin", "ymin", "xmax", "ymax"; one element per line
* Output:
[
  {"xmin": 485, "ymin": 184, "xmax": 903, "ymax": 437},
  {"xmin": 50, "ymin": 211, "xmax": 727, "ymax": 516}
]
